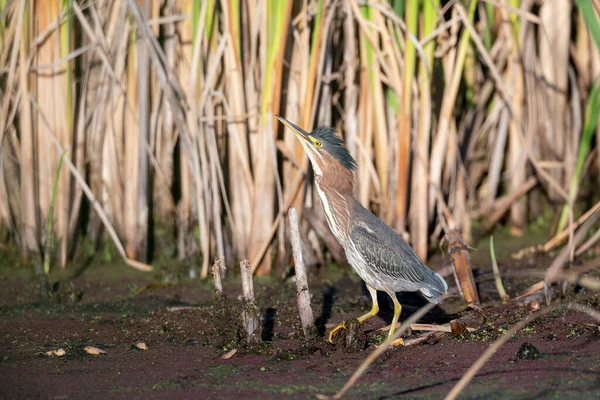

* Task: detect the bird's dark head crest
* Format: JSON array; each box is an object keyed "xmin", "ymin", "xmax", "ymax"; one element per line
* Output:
[{"xmin": 311, "ymin": 126, "xmax": 357, "ymax": 172}]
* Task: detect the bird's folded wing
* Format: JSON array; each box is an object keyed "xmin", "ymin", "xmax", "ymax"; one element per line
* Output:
[{"xmin": 350, "ymin": 225, "xmax": 427, "ymax": 284}]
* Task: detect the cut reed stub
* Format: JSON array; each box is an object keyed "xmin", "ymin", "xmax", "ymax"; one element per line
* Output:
[
  {"xmin": 444, "ymin": 229, "xmax": 480, "ymax": 306},
  {"xmin": 212, "ymin": 256, "xmax": 225, "ymax": 295},
  {"xmin": 239, "ymin": 260, "xmax": 261, "ymax": 344},
  {"xmin": 288, "ymin": 207, "xmax": 317, "ymax": 339}
]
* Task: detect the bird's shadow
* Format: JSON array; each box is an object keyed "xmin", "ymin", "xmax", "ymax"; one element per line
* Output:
[
  {"xmin": 261, "ymin": 307, "xmax": 277, "ymax": 341},
  {"xmin": 315, "ymin": 285, "xmax": 337, "ymax": 337}
]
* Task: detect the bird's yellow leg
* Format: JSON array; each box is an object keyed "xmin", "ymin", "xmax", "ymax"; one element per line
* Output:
[
  {"xmin": 387, "ymin": 294, "xmax": 404, "ymax": 346},
  {"xmin": 329, "ymin": 285, "xmax": 379, "ymax": 343},
  {"xmin": 358, "ymin": 285, "xmax": 379, "ymax": 323}
]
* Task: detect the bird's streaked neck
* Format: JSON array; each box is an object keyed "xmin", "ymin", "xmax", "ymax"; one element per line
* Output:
[{"xmin": 312, "ymin": 159, "xmax": 355, "ymax": 246}]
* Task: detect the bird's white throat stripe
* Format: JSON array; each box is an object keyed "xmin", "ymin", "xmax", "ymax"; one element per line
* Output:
[{"xmin": 316, "ymin": 185, "xmax": 346, "ymax": 244}]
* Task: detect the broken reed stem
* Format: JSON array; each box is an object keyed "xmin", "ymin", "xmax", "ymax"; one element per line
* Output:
[
  {"xmin": 444, "ymin": 230, "xmax": 480, "ymax": 306},
  {"xmin": 489, "ymin": 236, "xmax": 509, "ymax": 303},
  {"xmin": 212, "ymin": 256, "xmax": 225, "ymax": 294},
  {"xmin": 288, "ymin": 207, "xmax": 316, "ymax": 338},
  {"xmin": 240, "ymin": 260, "xmax": 254, "ymax": 301},
  {"xmin": 444, "ymin": 302, "xmax": 600, "ymax": 400},
  {"xmin": 239, "ymin": 260, "xmax": 260, "ymax": 344}
]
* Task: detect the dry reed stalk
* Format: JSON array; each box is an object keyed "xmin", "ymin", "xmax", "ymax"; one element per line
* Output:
[
  {"xmin": 18, "ymin": 0, "xmax": 38, "ymax": 259},
  {"xmin": 443, "ymin": 229, "xmax": 480, "ymax": 306},
  {"xmin": 505, "ymin": 1, "xmax": 527, "ymax": 230},
  {"xmin": 136, "ymin": 0, "xmax": 151, "ymax": 262},
  {"xmin": 288, "ymin": 207, "xmax": 316, "ymax": 338},
  {"xmin": 124, "ymin": 17, "xmax": 140, "ymax": 260},
  {"xmin": 538, "ymin": 0, "xmax": 572, "ymax": 208},
  {"xmin": 239, "ymin": 260, "xmax": 260, "ymax": 344}
]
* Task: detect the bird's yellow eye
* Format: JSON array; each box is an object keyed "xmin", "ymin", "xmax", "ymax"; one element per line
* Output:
[{"xmin": 314, "ymin": 140, "xmax": 322, "ymax": 148}]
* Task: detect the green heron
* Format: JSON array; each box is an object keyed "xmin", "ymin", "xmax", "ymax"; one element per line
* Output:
[{"xmin": 277, "ymin": 116, "xmax": 448, "ymax": 345}]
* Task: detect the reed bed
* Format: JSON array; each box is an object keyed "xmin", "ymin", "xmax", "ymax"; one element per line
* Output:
[{"xmin": 0, "ymin": 0, "xmax": 599, "ymax": 276}]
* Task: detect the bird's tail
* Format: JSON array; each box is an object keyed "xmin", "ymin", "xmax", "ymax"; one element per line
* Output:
[{"xmin": 419, "ymin": 272, "xmax": 448, "ymax": 304}]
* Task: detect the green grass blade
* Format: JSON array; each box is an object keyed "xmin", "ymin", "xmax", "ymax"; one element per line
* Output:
[
  {"xmin": 484, "ymin": 1, "xmax": 495, "ymax": 50},
  {"xmin": 576, "ymin": 0, "xmax": 600, "ymax": 52},
  {"xmin": 490, "ymin": 236, "xmax": 509, "ymax": 303}
]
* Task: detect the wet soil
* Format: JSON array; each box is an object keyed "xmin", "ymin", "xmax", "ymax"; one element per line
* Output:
[{"xmin": 1, "ymin": 239, "xmax": 599, "ymax": 399}]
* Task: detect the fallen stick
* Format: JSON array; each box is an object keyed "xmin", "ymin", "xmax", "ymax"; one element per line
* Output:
[
  {"xmin": 403, "ymin": 331, "xmax": 437, "ymax": 346},
  {"xmin": 377, "ymin": 323, "xmax": 476, "ymax": 334},
  {"xmin": 514, "ymin": 281, "xmax": 544, "ymax": 300},
  {"xmin": 288, "ymin": 207, "xmax": 316, "ymax": 339},
  {"xmin": 167, "ymin": 306, "xmax": 200, "ymax": 312}
]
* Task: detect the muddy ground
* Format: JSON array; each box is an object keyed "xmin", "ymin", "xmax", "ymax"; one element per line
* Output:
[{"xmin": 1, "ymin": 232, "xmax": 599, "ymax": 399}]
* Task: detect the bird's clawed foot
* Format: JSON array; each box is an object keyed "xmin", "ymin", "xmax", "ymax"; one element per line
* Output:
[
  {"xmin": 328, "ymin": 322, "xmax": 347, "ymax": 343},
  {"xmin": 391, "ymin": 337, "xmax": 404, "ymax": 346}
]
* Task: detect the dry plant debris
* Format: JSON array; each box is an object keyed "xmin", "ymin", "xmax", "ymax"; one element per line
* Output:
[
  {"xmin": 84, "ymin": 346, "xmax": 107, "ymax": 355},
  {"xmin": 44, "ymin": 349, "xmax": 66, "ymax": 357}
]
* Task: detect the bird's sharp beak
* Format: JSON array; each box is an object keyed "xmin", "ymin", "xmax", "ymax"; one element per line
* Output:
[{"xmin": 275, "ymin": 115, "xmax": 310, "ymax": 144}]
